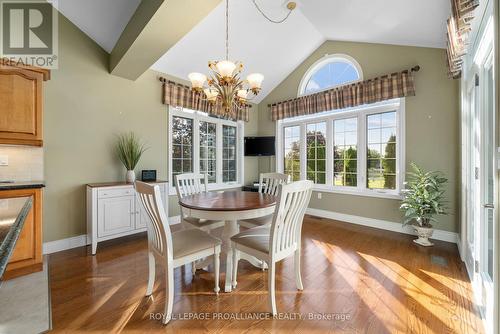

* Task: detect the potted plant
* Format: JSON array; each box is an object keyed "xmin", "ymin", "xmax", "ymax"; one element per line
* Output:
[
  {"xmin": 400, "ymin": 163, "xmax": 447, "ymax": 247},
  {"xmin": 115, "ymin": 132, "xmax": 147, "ymax": 183}
]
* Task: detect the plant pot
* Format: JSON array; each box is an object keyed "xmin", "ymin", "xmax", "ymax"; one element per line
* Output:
[
  {"xmin": 126, "ymin": 170, "xmax": 136, "ymax": 183},
  {"xmin": 413, "ymin": 225, "xmax": 434, "ymax": 247}
]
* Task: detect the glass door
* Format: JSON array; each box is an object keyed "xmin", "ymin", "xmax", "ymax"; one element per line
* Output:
[
  {"xmin": 478, "ymin": 50, "xmax": 495, "ymax": 326},
  {"xmin": 464, "ymin": 76, "xmax": 478, "ymax": 275}
]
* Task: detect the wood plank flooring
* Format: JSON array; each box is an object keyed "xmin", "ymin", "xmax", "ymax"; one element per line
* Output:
[{"xmin": 48, "ymin": 216, "xmax": 483, "ymax": 333}]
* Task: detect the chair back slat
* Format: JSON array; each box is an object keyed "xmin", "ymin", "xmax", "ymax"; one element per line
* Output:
[
  {"xmin": 135, "ymin": 181, "xmax": 172, "ymax": 258},
  {"xmin": 175, "ymin": 173, "xmax": 208, "ymax": 220},
  {"xmin": 175, "ymin": 173, "xmax": 208, "ymax": 198},
  {"xmin": 270, "ymin": 180, "xmax": 313, "ymax": 255},
  {"xmin": 259, "ymin": 173, "xmax": 290, "ymax": 196}
]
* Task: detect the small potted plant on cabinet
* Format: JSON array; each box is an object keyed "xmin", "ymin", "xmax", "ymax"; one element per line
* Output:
[
  {"xmin": 116, "ymin": 132, "xmax": 147, "ymax": 183},
  {"xmin": 400, "ymin": 163, "xmax": 448, "ymax": 247}
]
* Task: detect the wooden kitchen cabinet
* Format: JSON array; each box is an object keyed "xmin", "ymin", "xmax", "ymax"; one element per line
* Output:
[
  {"xmin": 1, "ymin": 187, "xmax": 43, "ymax": 280},
  {"xmin": 0, "ymin": 59, "xmax": 50, "ymax": 146}
]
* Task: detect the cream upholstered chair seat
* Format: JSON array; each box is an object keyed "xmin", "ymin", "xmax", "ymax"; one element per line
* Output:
[
  {"xmin": 239, "ymin": 214, "xmax": 273, "ymax": 227},
  {"xmin": 172, "ymin": 229, "xmax": 222, "ymax": 259},
  {"xmin": 182, "ymin": 217, "xmax": 225, "ymax": 229},
  {"xmin": 238, "ymin": 173, "xmax": 290, "ymax": 228},
  {"xmin": 230, "ymin": 226, "xmax": 271, "ymax": 254}
]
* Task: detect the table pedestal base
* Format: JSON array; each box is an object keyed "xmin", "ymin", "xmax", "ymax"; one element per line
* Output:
[{"xmin": 192, "ymin": 220, "xmax": 266, "ymax": 292}]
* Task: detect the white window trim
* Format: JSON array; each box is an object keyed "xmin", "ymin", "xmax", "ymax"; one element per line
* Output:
[
  {"xmin": 276, "ymin": 99, "xmax": 405, "ymax": 200},
  {"xmin": 297, "ymin": 53, "xmax": 364, "ymax": 97},
  {"xmin": 168, "ymin": 106, "xmax": 244, "ymax": 195}
]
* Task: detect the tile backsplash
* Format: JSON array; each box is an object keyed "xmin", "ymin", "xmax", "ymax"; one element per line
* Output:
[{"xmin": 0, "ymin": 145, "xmax": 44, "ymax": 181}]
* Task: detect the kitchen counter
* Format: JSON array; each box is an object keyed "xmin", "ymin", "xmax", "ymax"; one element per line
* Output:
[
  {"xmin": 0, "ymin": 181, "xmax": 45, "ymax": 190},
  {"xmin": 0, "ymin": 197, "xmax": 33, "ymax": 278}
]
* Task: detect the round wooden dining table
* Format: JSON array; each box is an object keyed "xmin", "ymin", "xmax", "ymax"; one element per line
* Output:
[{"xmin": 179, "ymin": 190, "xmax": 276, "ymax": 292}]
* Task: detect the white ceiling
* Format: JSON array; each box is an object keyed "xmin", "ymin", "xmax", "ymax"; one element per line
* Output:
[
  {"xmin": 55, "ymin": 0, "xmax": 141, "ymax": 53},
  {"xmin": 56, "ymin": 0, "xmax": 451, "ymax": 101},
  {"xmin": 298, "ymin": 0, "xmax": 450, "ymax": 49}
]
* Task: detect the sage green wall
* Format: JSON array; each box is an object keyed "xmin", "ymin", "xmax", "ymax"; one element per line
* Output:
[
  {"xmin": 43, "ymin": 14, "xmax": 259, "ymax": 242},
  {"xmin": 257, "ymin": 40, "xmax": 460, "ymax": 232}
]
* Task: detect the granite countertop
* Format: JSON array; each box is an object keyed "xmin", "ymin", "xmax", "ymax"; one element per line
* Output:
[
  {"xmin": 87, "ymin": 180, "xmax": 167, "ymax": 188},
  {"xmin": 0, "ymin": 197, "xmax": 33, "ymax": 278},
  {"xmin": 0, "ymin": 181, "xmax": 45, "ymax": 190}
]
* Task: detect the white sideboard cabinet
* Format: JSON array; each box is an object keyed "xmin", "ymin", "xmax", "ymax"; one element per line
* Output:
[{"xmin": 86, "ymin": 181, "xmax": 168, "ymax": 254}]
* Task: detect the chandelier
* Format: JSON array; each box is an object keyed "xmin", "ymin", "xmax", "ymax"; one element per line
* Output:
[{"xmin": 188, "ymin": 0, "xmax": 265, "ymax": 117}]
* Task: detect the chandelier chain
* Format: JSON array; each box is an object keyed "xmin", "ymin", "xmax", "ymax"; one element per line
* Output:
[
  {"xmin": 252, "ymin": 0, "xmax": 293, "ymax": 24},
  {"xmin": 225, "ymin": 0, "xmax": 229, "ymax": 60}
]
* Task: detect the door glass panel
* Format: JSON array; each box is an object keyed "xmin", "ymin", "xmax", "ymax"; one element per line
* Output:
[
  {"xmin": 484, "ymin": 65, "xmax": 494, "ymax": 280},
  {"xmin": 222, "ymin": 125, "xmax": 237, "ymax": 182}
]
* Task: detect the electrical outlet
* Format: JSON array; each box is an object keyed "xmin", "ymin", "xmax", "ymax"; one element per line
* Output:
[
  {"xmin": 317, "ymin": 192, "xmax": 322, "ymax": 199},
  {"xmin": 0, "ymin": 155, "xmax": 8, "ymax": 166}
]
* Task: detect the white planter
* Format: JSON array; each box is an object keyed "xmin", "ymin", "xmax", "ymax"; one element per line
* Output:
[
  {"xmin": 413, "ymin": 225, "xmax": 434, "ymax": 247},
  {"xmin": 126, "ymin": 170, "xmax": 136, "ymax": 183}
]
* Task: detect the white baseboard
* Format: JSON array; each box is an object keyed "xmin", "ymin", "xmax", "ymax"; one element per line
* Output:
[
  {"xmin": 306, "ymin": 208, "xmax": 459, "ymax": 244},
  {"xmin": 43, "ymin": 215, "xmax": 183, "ymax": 254},
  {"xmin": 43, "ymin": 211, "xmax": 458, "ymax": 254},
  {"xmin": 43, "ymin": 234, "xmax": 89, "ymax": 254}
]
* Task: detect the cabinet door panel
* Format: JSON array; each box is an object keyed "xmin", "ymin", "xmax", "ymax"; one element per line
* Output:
[
  {"xmin": 0, "ymin": 69, "xmax": 43, "ymax": 144},
  {"xmin": 98, "ymin": 196, "xmax": 135, "ymax": 237}
]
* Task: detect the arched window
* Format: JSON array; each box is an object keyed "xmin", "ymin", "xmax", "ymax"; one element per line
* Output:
[{"xmin": 298, "ymin": 54, "xmax": 363, "ymax": 96}]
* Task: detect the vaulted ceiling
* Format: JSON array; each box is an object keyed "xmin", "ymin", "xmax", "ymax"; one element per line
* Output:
[{"xmin": 56, "ymin": 0, "xmax": 450, "ymax": 102}]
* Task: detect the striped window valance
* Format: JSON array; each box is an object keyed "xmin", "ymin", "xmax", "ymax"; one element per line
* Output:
[
  {"xmin": 446, "ymin": 0, "xmax": 479, "ymax": 78},
  {"xmin": 160, "ymin": 78, "xmax": 250, "ymax": 122},
  {"xmin": 270, "ymin": 67, "xmax": 418, "ymax": 121}
]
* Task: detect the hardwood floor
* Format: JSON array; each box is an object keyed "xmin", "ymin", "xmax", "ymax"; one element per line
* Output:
[{"xmin": 48, "ymin": 216, "xmax": 483, "ymax": 333}]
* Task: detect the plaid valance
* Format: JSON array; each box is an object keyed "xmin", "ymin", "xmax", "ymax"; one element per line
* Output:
[
  {"xmin": 446, "ymin": 0, "xmax": 479, "ymax": 78},
  {"xmin": 160, "ymin": 79, "xmax": 250, "ymax": 122},
  {"xmin": 269, "ymin": 68, "xmax": 418, "ymax": 121}
]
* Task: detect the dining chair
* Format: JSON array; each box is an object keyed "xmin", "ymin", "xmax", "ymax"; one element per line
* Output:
[
  {"xmin": 230, "ymin": 180, "xmax": 313, "ymax": 315},
  {"xmin": 175, "ymin": 173, "xmax": 225, "ymax": 232},
  {"xmin": 238, "ymin": 172, "xmax": 291, "ymax": 229},
  {"xmin": 135, "ymin": 181, "xmax": 221, "ymax": 325}
]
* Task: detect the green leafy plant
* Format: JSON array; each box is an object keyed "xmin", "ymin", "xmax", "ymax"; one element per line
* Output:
[
  {"xmin": 400, "ymin": 163, "xmax": 448, "ymax": 228},
  {"xmin": 115, "ymin": 132, "xmax": 147, "ymax": 170}
]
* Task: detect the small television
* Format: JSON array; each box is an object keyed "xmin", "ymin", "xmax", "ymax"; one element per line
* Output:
[{"xmin": 244, "ymin": 136, "xmax": 275, "ymax": 156}]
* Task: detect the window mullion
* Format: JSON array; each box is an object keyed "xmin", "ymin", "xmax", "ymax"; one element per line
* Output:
[
  {"xmin": 300, "ymin": 123, "xmax": 307, "ymax": 180},
  {"xmin": 237, "ymin": 122, "xmax": 244, "ymax": 184},
  {"xmin": 358, "ymin": 113, "xmax": 367, "ymax": 191},
  {"xmin": 193, "ymin": 117, "xmax": 200, "ymax": 175},
  {"xmin": 216, "ymin": 122, "xmax": 223, "ymax": 185},
  {"xmin": 326, "ymin": 119, "xmax": 333, "ymax": 186}
]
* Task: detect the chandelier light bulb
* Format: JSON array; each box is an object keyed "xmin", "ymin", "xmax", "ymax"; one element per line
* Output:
[
  {"xmin": 246, "ymin": 73, "xmax": 264, "ymax": 89},
  {"xmin": 188, "ymin": 72, "xmax": 207, "ymax": 90},
  {"xmin": 237, "ymin": 89, "xmax": 248, "ymax": 100},
  {"xmin": 204, "ymin": 88, "xmax": 219, "ymax": 102},
  {"xmin": 216, "ymin": 60, "xmax": 237, "ymax": 78}
]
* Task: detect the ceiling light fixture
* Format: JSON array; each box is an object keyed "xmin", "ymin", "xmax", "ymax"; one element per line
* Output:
[{"xmin": 188, "ymin": 0, "xmax": 264, "ymax": 118}]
